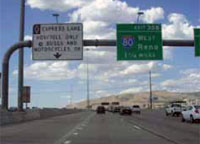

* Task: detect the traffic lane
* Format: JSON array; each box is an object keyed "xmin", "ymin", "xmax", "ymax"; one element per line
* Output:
[
  {"xmin": 64, "ymin": 112, "xmax": 173, "ymax": 144},
  {"xmin": 123, "ymin": 109, "xmax": 200, "ymax": 144},
  {"xmin": 0, "ymin": 111, "xmax": 92, "ymax": 144},
  {"xmin": 140, "ymin": 109, "xmax": 199, "ymax": 130}
]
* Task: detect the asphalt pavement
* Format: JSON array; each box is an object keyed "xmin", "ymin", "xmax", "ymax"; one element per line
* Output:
[{"xmin": 0, "ymin": 109, "xmax": 199, "ymax": 144}]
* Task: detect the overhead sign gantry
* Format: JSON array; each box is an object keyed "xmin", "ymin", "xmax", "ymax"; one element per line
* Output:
[{"xmin": 1, "ymin": 21, "xmax": 198, "ymax": 110}]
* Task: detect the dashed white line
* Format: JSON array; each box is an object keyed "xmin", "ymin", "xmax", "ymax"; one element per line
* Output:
[
  {"xmin": 81, "ymin": 124, "xmax": 86, "ymax": 127},
  {"xmin": 73, "ymin": 132, "xmax": 78, "ymax": 136},
  {"xmin": 133, "ymin": 125, "xmax": 141, "ymax": 130},
  {"xmin": 64, "ymin": 140, "xmax": 71, "ymax": 144},
  {"xmin": 54, "ymin": 112, "xmax": 95, "ymax": 144},
  {"xmin": 76, "ymin": 127, "xmax": 83, "ymax": 130}
]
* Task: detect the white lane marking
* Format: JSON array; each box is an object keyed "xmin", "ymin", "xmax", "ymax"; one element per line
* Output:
[
  {"xmin": 54, "ymin": 112, "xmax": 95, "ymax": 144},
  {"xmin": 127, "ymin": 119, "xmax": 181, "ymax": 144},
  {"xmin": 133, "ymin": 125, "xmax": 141, "ymax": 130},
  {"xmin": 76, "ymin": 127, "xmax": 83, "ymax": 130},
  {"xmin": 73, "ymin": 132, "xmax": 78, "ymax": 136},
  {"xmin": 81, "ymin": 124, "xmax": 86, "ymax": 127},
  {"xmin": 64, "ymin": 140, "xmax": 71, "ymax": 144}
]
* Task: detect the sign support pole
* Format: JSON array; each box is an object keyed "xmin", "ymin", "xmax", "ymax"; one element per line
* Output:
[
  {"xmin": 149, "ymin": 71, "xmax": 153, "ymax": 109},
  {"xmin": 1, "ymin": 41, "xmax": 32, "ymax": 110},
  {"xmin": 18, "ymin": 0, "xmax": 25, "ymax": 111}
]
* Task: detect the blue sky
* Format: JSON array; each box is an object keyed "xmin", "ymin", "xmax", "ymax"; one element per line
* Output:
[{"xmin": 0, "ymin": 0, "xmax": 200, "ymax": 108}]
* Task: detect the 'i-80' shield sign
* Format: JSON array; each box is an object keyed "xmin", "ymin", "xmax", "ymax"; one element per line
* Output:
[{"xmin": 122, "ymin": 36, "xmax": 135, "ymax": 49}]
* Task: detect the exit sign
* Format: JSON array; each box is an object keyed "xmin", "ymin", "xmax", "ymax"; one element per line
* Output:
[
  {"xmin": 117, "ymin": 24, "xmax": 163, "ymax": 60},
  {"xmin": 194, "ymin": 28, "xmax": 200, "ymax": 57}
]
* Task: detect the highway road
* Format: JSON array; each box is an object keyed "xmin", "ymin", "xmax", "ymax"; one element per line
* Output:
[{"xmin": 0, "ymin": 109, "xmax": 199, "ymax": 144}]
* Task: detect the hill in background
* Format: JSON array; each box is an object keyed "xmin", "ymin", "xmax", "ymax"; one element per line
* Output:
[{"xmin": 67, "ymin": 91, "xmax": 200, "ymax": 109}]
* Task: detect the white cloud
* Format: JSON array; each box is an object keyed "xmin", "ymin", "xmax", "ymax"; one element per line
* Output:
[
  {"xmin": 161, "ymin": 79, "xmax": 177, "ymax": 87},
  {"xmin": 163, "ymin": 46, "xmax": 174, "ymax": 60},
  {"xmin": 161, "ymin": 68, "xmax": 200, "ymax": 92},
  {"xmin": 26, "ymin": 0, "xmax": 91, "ymax": 12},
  {"xmin": 151, "ymin": 73, "xmax": 161, "ymax": 78},
  {"xmin": 83, "ymin": 20, "xmax": 115, "ymax": 39},
  {"xmin": 120, "ymin": 62, "xmax": 155, "ymax": 75},
  {"xmin": 119, "ymin": 62, "xmax": 172, "ymax": 76},
  {"xmin": 162, "ymin": 13, "xmax": 194, "ymax": 39},
  {"xmin": 120, "ymin": 87, "xmax": 145, "ymax": 94},
  {"xmin": 69, "ymin": 0, "xmax": 164, "ymax": 40},
  {"xmin": 163, "ymin": 64, "xmax": 173, "ymax": 70},
  {"xmin": 70, "ymin": 0, "xmax": 164, "ymax": 23},
  {"xmin": 70, "ymin": 0, "xmax": 138, "ymax": 23},
  {"xmin": 94, "ymin": 90, "xmax": 112, "ymax": 98},
  {"xmin": 13, "ymin": 62, "xmax": 76, "ymax": 81},
  {"xmin": 24, "ymin": 35, "xmax": 32, "ymax": 40},
  {"xmin": 142, "ymin": 7, "xmax": 164, "ymax": 23}
]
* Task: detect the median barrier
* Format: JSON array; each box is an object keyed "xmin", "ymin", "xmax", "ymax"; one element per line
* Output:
[{"xmin": 0, "ymin": 109, "xmax": 82, "ymax": 126}]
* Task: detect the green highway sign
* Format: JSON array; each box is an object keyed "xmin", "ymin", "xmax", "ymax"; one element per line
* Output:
[
  {"xmin": 117, "ymin": 24, "xmax": 163, "ymax": 60},
  {"xmin": 194, "ymin": 28, "xmax": 200, "ymax": 57}
]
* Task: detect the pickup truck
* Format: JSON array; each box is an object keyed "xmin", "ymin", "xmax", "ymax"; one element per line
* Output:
[{"xmin": 165, "ymin": 104, "xmax": 183, "ymax": 117}]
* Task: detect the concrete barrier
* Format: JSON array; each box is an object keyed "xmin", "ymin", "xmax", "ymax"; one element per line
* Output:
[
  {"xmin": 0, "ymin": 109, "xmax": 82, "ymax": 126},
  {"xmin": 0, "ymin": 110, "xmax": 40, "ymax": 126},
  {"xmin": 39, "ymin": 108, "xmax": 81, "ymax": 119}
]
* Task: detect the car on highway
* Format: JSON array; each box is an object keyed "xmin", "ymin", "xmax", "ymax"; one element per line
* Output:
[
  {"xmin": 96, "ymin": 106, "xmax": 106, "ymax": 114},
  {"xmin": 120, "ymin": 107, "xmax": 132, "ymax": 115},
  {"xmin": 8, "ymin": 107, "xmax": 18, "ymax": 112},
  {"xmin": 181, "ymin": 105, "xmax": 200, "ymax": 123},
  {"xmin": 165, "ymin": 103, "xmax": 182, "ymax": 116},
  {"xmin": 113, "ymin": 106, "xmax": 121, "ymax": 113},
  {"xmin": 132, "ymin": 105, "xmax": 141, "ymax": 114}
]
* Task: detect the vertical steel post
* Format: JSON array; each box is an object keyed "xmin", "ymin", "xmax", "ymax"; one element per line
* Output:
[
  {"xmin": 70, "ymin": 85, "xmax": 73, "ymax": 105},
  {"xmin": 1, "ymin": 41, "xmax": 32, "ymax": 110},
  {"xmin": 18, "ymin": 0, "xmax": 25, "ymax": 111},
  {"xmin": 0, "ymin": 73, "xmax": 1, "ymax": 98},
  {"xmin": 52, "ymin": 13, "xmax": 59, "ymax": 23},
  {"xmin": 2, "ymin": 62, "xmax": 9, "ymax": 109},
  {"xmin": 149, "ymin": 71, "xmax": 153, "ymax": 109},
  {"xmin": 56, "ymin": 17, "xmax": 58, "ymax": 24},
  {"xmin": 86, "ymin": 51, "xmax": 90, "ymax": 109},
  {"xmin": 137, "ymin": 12, "xmax": 144, "ymax": 23}
]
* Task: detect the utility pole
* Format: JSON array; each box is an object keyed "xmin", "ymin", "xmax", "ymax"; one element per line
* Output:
[
  {"xmin": 18, "ymin": 0, "xmax": 25, "ymax": 111},
  {"xmin": 0, "ymin": 72, "xmax": 1, "ymax": 99},
  {"xmin": 52, "ymin": 13, "xmax": 59, "ymax": 23},
  {"xmin": 70, "ymin": 86, "xmax": 73, "ymax": 105},
  {"xmin": 86, "ymin": 48, "xmax": 90, "ymax": 109},
  {"xmin": 149, "ymin": 71, "xmax": 153, "ymax": 109}
]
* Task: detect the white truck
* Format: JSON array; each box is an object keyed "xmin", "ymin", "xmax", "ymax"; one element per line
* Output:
[{"xmin": 165, "ymin": 103, "xmax": 183, "ymax": 117}]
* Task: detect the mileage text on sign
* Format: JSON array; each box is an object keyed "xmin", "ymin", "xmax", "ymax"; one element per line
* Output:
[
  {"xmin": 32, "ymin": 23, "xmax": 83, "ymax": 60},
  {"xmin": 117, "ymin": 24, "xmax": 163, "ymax": 60}
]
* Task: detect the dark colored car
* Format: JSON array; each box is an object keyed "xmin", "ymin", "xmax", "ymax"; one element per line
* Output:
[
  {"xmin": 96, "ymin": 106, "xmax": 106, "ymax": 114},
  {"xmin": 8, "ymin": 107, "xmax": 18, "ymax": 112},
  {"xmin": 120, "ymin": 107, "xmax": 132, "ymax": 115},
  {"xmin": 113, "ymin": 106, "xmax": 120, "ymax": 113}
]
